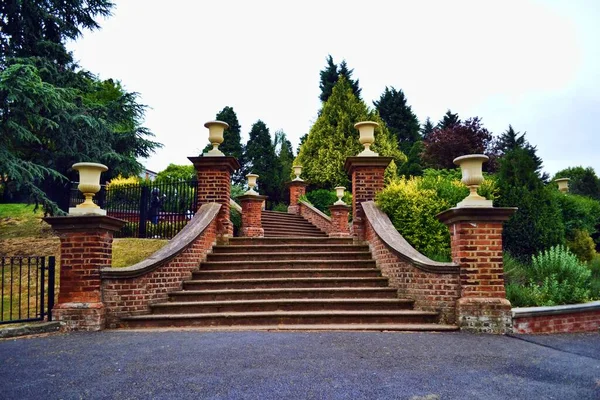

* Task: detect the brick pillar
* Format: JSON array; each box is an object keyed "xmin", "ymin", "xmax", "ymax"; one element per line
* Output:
[
  {"xmin": 43, "ymin": 215, "xmax": 125, "ymax": 331},
  {"xmin": 329, "ymin": 204, "xmax": 351, "ymax": 237},
  {"xmin": 238, "ymin": 195, "xmax": 267, "ymax": 237},
  {"xmin": 189, "ymin": 156, "xmax": 240, "ymax": 240},
  {"xmin": 287, "ymin": 181, "xmax": 308, "ymax": 214},
  {"xmin": 344, "ymin": 156, "xmax": 392, "ymax": 240},
  {"xmin": 438, "ymin": 207, "xmax": 517, "ymax": 333}
]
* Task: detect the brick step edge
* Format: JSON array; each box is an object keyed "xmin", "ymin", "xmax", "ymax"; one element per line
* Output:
[
  {"xmin": 157, "ymin": 298, "xmax": 414, "ymax": 307},
  {"xmin": 121, "ymin": 324, "xmax": 459, "ymax": 332},
  {"xmin": 124, "ymin": 310, "xmax": 439, "ymax": 319}
]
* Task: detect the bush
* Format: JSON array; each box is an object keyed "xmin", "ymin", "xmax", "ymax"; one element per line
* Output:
[
  {"xmin": 272, "ymin": 203, "xmax": 288, "ymax": 212},
  {"xmin": 588, "ymin": 255, "xmax": 600, "ymax": 299},
  {"xmin": 306, "ymin": 189, "xmax": 337, "ymax": 214},
  {"xmin": 230, "ymin": 208, "xmax": 241, "ymax": 236},
  {"xmin": 552, "ymin": 191, "xmax": 600, "ymax": 249},
  {"xmin": 376, "ymin": 171, "xmax": 496, "ymax": 257},
  {"xmin": 566, "ymin": 230, "xmax": 596, "ymax": 263}
]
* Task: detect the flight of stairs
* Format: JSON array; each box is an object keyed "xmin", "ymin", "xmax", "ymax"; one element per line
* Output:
[
  {"xmin": 122, "ymin": 213, "xmax": 457, "ymax": 331},
  {"xmin": 262, "ymin": 210, "xmax": 327, "ymax": 237}
]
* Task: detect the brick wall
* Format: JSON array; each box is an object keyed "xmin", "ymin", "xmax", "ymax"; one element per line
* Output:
[
  {"xmin": 240, "ymin": 196, "xmax": 265, "ymax": 237},
  {"xmin": 329, "ymin": 205, "xmax": 351, "ymax": 237},
  {"xmin": 101, "ymin": 203, "xmax": 219, "ymax": 328},
  {"xmin": 362, "ymin": 202, "xmax": 460, "ymax": 324},
  {"xmin": 298, "ymin": 201, "xmax": 332, "ymax": 234},
  {"xmin": 288, "ymin": 182, "xmax": 307, "ymax": 215},
  {"xmin": 512, "ymin": 302, "xmax": 600, "ymax": 333}
]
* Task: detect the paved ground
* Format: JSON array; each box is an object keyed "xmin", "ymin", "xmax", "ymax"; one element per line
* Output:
[{"xmin": 1, "ymin": 330, "xmax": 598, "ymax": 399}]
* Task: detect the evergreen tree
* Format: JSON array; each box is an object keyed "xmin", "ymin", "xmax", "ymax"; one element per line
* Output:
[
  {"xmin": 373, "ymin": 86, "xmax": 420, "ymax": 153},
  {"xmin": 553, "ymin": 166, "xmax": 600, "ymax": 200},
  {"xmin": 244, "ymin": 120, "xmax": 281, "ymax": 204},
  {"xmin": 203, "ymin": 106, "xmax": 244, "ymax": 183},
  {"xmin": 319, "ymin": 55, "xmax": 361, "ymax": 103},
  {"xmin": 437, "ymin": 110, "xmax": 460, "ymax": 129},
  {"xmin": 496, "ymin": 147, "xmax": 564, "ymax": 259},
  {"xmin": 296, "ymin": 77, "xmax": 405, "ymax": 189},
  {"xmin": 495, "ymin": 125, "xmax": 544, "ymax": 178},
  {"xmin": 274, "ymin": 130, "xmax": 294, "ymax": 202},
  {"xmin": 421, "ymin": 117, "xmax": 435, "ymax": 140},
  {"xmin": 397, "ymin": 141, "xmax": 425, "ymax": 177}
]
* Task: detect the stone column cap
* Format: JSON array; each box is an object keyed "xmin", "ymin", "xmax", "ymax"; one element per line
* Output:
[
  {"xmin": 329, "ymin": 204, "xmax": 351, "ymax": 211},
  {"xmin": 344, "ymin": 156, "xmax": 393, "ymax": 175},
  {"xmin": 43, "ymin": 215, "xmax": 126, "ymax": 233},
  {"xmin": 237, "ymin": 194, "xmax": 268, "ymax": 202},
  {"xmin": 187, "ymin": 156, "xmax": 240, "ymax": 173},
  {"xmin": 286, "ymin": 180, "xmax": 309, "ymax": 188},
  {"xmin": 437, "ymin": 207, "xmax": 517, "ymax": 225}
]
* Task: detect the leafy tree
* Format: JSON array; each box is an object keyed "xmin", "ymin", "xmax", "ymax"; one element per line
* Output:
[
  {"xmin": 421, "ymin": 118, "xmax": 435, "ymax": 140},
  {"xmin": 496, "ymin": 147, "xmax": 564, "ymax": 259},
  {"xmin": 553, "ymin": 166, "xmax": 600, "ymax": 200},
  {"xmin": 156, "ymin": 164, "xmax": 195, "ymax": 182},
  {"xmin": 0, "ymin": 1, "xmax": 160, "ymax": 214},
  {"xmin": 373, "ymin": 86, "xmax": 420, "ymax": 153},
  {"xmin": 436, "ymin": 110, "xmax": 460, "ymax": 129},
  {"xmin": 296, "ymin": 77, "xmax": 405, "ymax": 189},
  {"xmin": 244, "ymin": 120, "xmax": 281, "ymax": 204},
  {"xmin": 422, "ymin": 117, "xmax": 494, "ymax": 170},
  {"xmin": 319, "ymin": 55, "xmax": 361, "ymax": 103}
]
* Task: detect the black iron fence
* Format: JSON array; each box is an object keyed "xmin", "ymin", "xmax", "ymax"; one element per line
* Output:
[
  {"xmin": 1, "ymin": 256, "xmax": 55, "ymax": 325},
  {"xmin": 69, "ymin": 179, "xmax": 198, "ymax": 239}
]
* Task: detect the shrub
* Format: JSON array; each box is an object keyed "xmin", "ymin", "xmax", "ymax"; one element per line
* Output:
[
  {"xmin": 230, "ymin": 208, "xmax": 241, "ymax": 236},
  {"xmin": 566, "ymin": 230, "xmax": 596, "ymax": 263},
  {"xmin": 588, "ymin": 255, "xmax": 600, "ymax": 299},
  {"xmin": 528, "ymin": 245, "xmax": 591, "ymax": 305},
  {"xmin": 552, "ymin": 191, "xmax": 600, "ymax": 248},
  {"xmin": 272, "ymin": 203, "xmax": 288, "ymax": 212},
  {"xmin": 506, "ymin": 283, "xmax": 539, "ymax": 307},
  {"xmin": 306, "ymin": 189, "xmax": 337, "ymax": 215}
]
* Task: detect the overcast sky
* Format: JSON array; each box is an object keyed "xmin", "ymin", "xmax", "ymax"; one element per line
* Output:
[{"xmin": 67, "ymin": 0, "xmax": 600, "ymax": 177}]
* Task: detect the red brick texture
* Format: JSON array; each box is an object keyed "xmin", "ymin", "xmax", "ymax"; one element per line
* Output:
[
  {"xmin": 102, "ymin": 207, "xmax": 219, "ymax": 328},
  {"xmin": 438, "ymin": 207, "xmax": 516, "ymax": 333},
  {"xmin": 239, "ymin": 195, "xmax": 266, "ymax": 237},
  {"xmin": 288, "ymin": 181, "xmax": 308, "ymax": 215},
  {"xmin": 189, "ymin": 156, "xmax": 240, "ymax": 239},
  {"xmin": 43, "ymin": 215, "xmax": 125, "ymax": 331},
  {"xmin": 513, "ymin": 305, "xmax": 600, "ymax": 334},
  {"xmin": 298, "ymin": 201, "xmax": 332, "ymax": 234},
  {"xmin": 344, "ymin": 157, "xmax": 392, "ymax": 240},
  {"xmin": 364, "ymin": 217, "xmax": 460, "ymax": 324},
  {"xmin": 328, "ymin": 205, "xmax": 351, "ymax": 237}
]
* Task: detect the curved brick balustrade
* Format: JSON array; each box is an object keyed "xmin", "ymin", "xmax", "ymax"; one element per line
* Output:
[
  {"xmin": 298, "ymin": 200, "xmax": 333, "ymax": 235},
  {"xmin": 100, "ymin": 203, "xmax": 220, "ymax": 328},
  {"xmin": 362, "ymin": 201, "xmax": 460, "ymax": 324}
]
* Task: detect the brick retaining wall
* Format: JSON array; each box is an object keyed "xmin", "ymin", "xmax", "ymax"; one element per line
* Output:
[
  {"xmin": 298, "ymin": 201, "xmax": 332, "ymax": 235},
  {"xmin": 512, "ymin": 301, "xmax": 600, "ymax": 334}
]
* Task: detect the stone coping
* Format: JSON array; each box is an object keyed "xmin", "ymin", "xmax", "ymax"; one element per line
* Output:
[
  {"xmin": 187, "ymin": 156, "xmax": 240, "ymax": 172},
  {"xmin": 101, "ymin": 203, "xmax": 220, "ymax": 279},
  {"xmin": 362, "ymin": 201, "xmax": 459, "ymax": 274},
  {"xmin": 43, "ymin": 215, "xmax": 126, "ymax": 233},
  {"xmin": 344, "ymin": 156, "xmax": 393, "ymax": 174},
  {"xmin": 230, "ymin": 198, "xmax": 242, "ymax": 213},
  {"xmin": 299, "ymin": 200, "xmax": 331, "ymax": 222},
  {"xmin": 512, "ymin": 301, "xmax": 600, "ymax": 318},
  {"xmin": 437, "ymin": 206, "xmax": 517, "ymax": 225}
]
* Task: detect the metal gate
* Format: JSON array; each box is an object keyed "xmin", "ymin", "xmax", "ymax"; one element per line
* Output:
[{"xmin": 1, "ymin": 256, "xmax": 55, "ymax": 325}]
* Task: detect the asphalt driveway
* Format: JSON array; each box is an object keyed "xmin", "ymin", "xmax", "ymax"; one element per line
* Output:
[{"xmin": 1, "ymin": 330, "xmax": 598, "ymax": 399}]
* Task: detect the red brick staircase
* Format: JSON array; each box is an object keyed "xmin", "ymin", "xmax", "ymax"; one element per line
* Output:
[{"xmin": 122, "ymin": 212, "xmax": 457, "ymax": 331}]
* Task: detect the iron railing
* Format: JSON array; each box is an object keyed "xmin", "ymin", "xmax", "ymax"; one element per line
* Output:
[
  {"xmin": 1, "ymin": 256, "xmax": 55, "ymax": 325},
  {"xmin": 70, "ymin": 179, "xmax": 198, "ymax": 239}
]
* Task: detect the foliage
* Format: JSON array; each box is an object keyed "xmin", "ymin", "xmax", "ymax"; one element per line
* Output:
[
  {"xmin": 589, "ymin": 256, "xmax": 600, "ymax": 299},
  {"xmin": 296, "ymin": 77, "xmax": 405, "ymax": 189},
  {"xmin": 319, "ymin": 55, "xmax": 361, "ymax": 103},
  {"xmin": 243, "ymin": 120, "xmax": 281, "ymax": 204},
  {"xmin": 551, "ymin": 191, "xmax": 600, "ymax": 242},
  {"xmin": 272, "ymin": 203, "xmax": 289, "ymax": 213},
  {"xmin": 422, "ymin": 117, "xmax": 495, "ymax": 171},
  {"xmin": 230, "ymin": 207, "xmax": 241, "ymax": 236},
  {"xmin": 275, "ymin": 130, "xmax": 295, "ymax": 202},
  {"xmin": 495, "ymin": 125, "xmax": 546, "ymax": 180},
  {"xmin": 230, "ymin": 184, "xmax": 245, "ymax": 199},
  {"xmin": 0, "ymin": 2, "xmax": 160, "ymax": 215},
  {"xmin": 0, "ymin": 203, "xmax": 53, "ymax": 239},
  {"xmin": 421, "ymin": 118, "xmax": 435, "ymax": 140},
  {"xmin": 376, "ymin": 172, "xmax": 497, "ymax": 258},
  {"xmin": 566, "ymin": 230, "xmax": 596, "ymax": 263},
  {"xmin": 436, "ymin": 110, "xmax": 460, "ymax": 130},
  {"xmin": 553, "ymin": 166, "xmax": 600, "ymax": 200},
  {"xmin": 155, "ymin": 164, "xmax": 195, "ymax": 183},
  {"xmin": 496, "ymin": 147, "xmax": 564, "ymax": 260},
  {"xmin": 306, "ymin": 189, "xmax": 337, "ymax": 214},
  {"xmin": 397, "ymin": 141, "xmax": 424, "ymax": 177},
  {"xmin": 373, "ymin": 87, "xmax": 420, "ymax": 152}
]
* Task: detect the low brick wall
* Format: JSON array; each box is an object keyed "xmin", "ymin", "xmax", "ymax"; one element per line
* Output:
[
  {"xmin": 362, "ymin": 201, "xmax": 461, "ymax": 324},
  {"xmin": 100, "ymin": 203, "xmax": 220, "ymax": 328},
  {"xmin": 512, "ymin": 301, "xmax": 600, "ymax": 334},
  {"xmin": 298, "ymin": 201, "xmax": 332, "ymax": 234}
]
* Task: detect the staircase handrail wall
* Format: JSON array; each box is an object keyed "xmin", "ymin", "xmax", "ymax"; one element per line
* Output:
[
  {"xmin": 230, "ymin": 198, "xmax": 242, "ymax": 213},
  {"xmin": 100, "ymin": 203, "xmax": 220, "ymax": 328},
  {"xmin": 362, "ymin": 201, "xmax": 460, "ymax": 323},
  {"xmin": 298, "ymin": 200, "xmax": 333, "ymax": 234}
]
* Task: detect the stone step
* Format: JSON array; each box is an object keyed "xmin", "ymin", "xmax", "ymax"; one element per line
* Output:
[
  {"xmin": 169, "ymin": 287, "xmax": 400, "ymax": 301},
  {"xmin": 206, "ymin": 251, "xmax": 373, "ymax": 262},
  {"xmin": 264, "ymin": 232, "xmax": 328, "ymax": 238},
  {"xmin": 122, "ymin": 324, "xmax": 459, "ymax": 332},
  {"xmin": 152, "ymin": 298, "xmax": 414, "ymax": 314},
  {"xmin": 199, "ymin": 260, "xmax": 377, "ymax": 270},
  {"xmin": 122, "ymin": 310, "xmax": 439, "ymax": 328},
  {"xmin": 228, "ymin": 237, "xmax": 354, "ymax": 246},
  {"xmin": 212, "ymin": 244, "xmax": 370, "ymax": 254},
  {"xmin": 182, "ymin": 277, "xmax": 389, "ymax": 290},
  {"xmin": 261, "ymin": 223, "xmax": 321, "ymax": 232},
  {"xmin": 192, "ymin": 268, "xmax": 381, "ymax": 280},
  {"xmin": 261, "ymin": 228, "xmax": 326, "ymax": 236}
]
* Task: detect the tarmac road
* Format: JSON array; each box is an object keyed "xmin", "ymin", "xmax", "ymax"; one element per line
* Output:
[{"xmin": 0, "ymin": 330, "xmax": 598, "ymax": 399}]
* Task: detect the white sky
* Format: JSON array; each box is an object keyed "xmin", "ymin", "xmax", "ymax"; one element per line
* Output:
[{"xmin": 67, "ymin": 0, "xmax": 600, "ymax": 177}]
